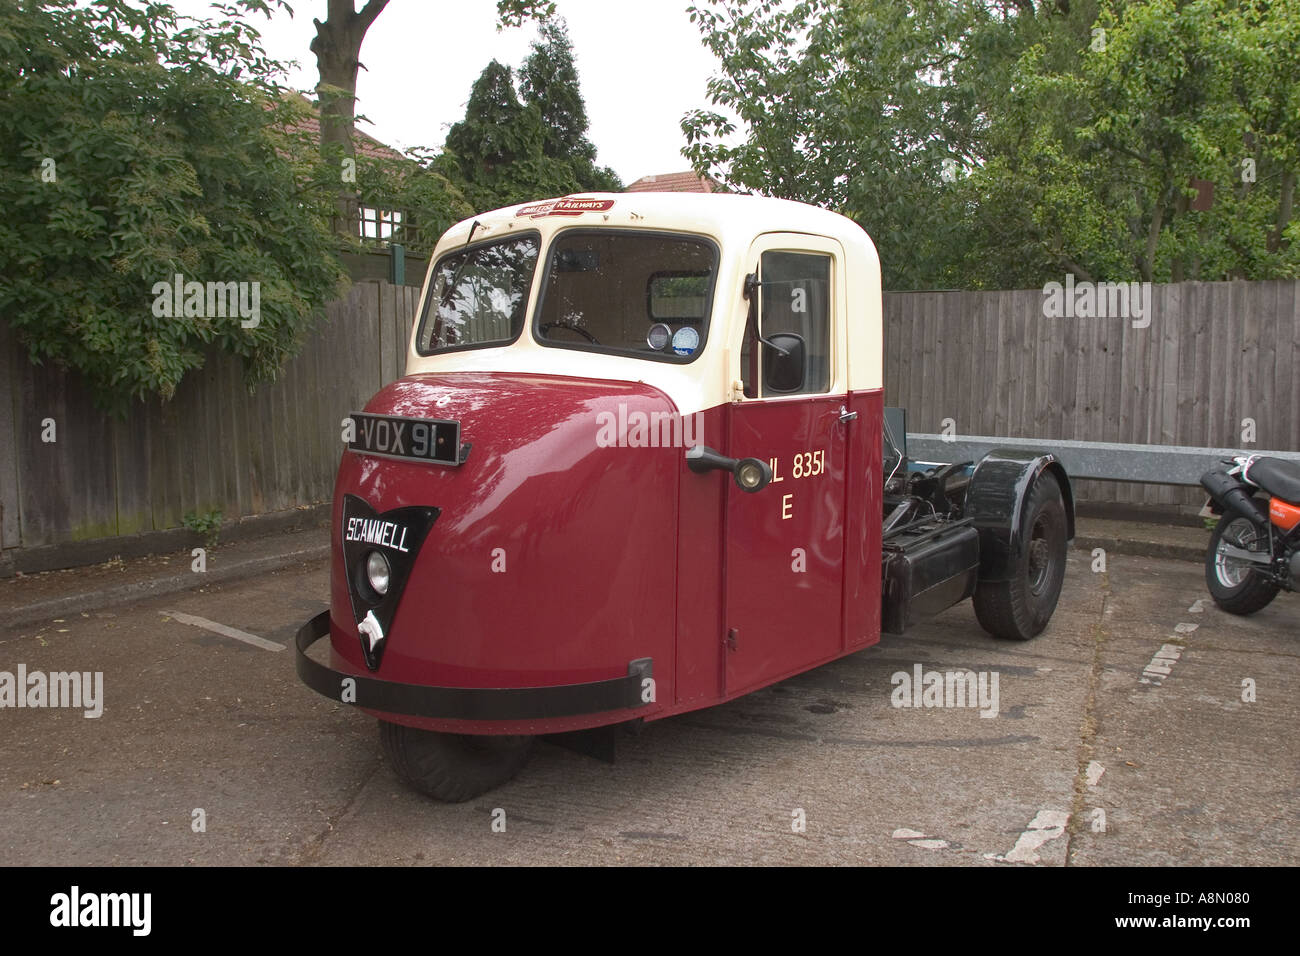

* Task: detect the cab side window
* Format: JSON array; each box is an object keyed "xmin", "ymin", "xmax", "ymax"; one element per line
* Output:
[{"xmin": 758, "ymin": 251, "xmax": 831, "ymax": 396}]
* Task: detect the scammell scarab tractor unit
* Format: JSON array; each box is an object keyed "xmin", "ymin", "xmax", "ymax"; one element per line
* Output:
[{"xmin": 296, "ymin": 193, "xmax": 1074, "ymax": 801}]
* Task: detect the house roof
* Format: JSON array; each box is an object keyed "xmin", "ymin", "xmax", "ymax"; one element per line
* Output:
[
  {"xmin": 279, "ymin": 92, "xmax": 408, "ymax": 163},
  {"xmin": 625, "ymin": 171, "xmax": 724, "ymax": 194}
]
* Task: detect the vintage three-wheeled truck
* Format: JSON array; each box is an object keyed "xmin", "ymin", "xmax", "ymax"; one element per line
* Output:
[{"xmin": 296, "ymin": 192, "xmax": 1074, "ymax": 800}]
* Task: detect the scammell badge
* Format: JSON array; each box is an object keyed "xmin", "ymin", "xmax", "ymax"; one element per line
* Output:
[{"xmin": 341, "ymin": 495, "xmax": 440, "ymax": 670}]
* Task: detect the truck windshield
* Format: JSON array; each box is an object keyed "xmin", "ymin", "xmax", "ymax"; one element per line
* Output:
[
  {"xmin": 534, "ymin": 230, "xmax": 718, "ymax": 362},
  {"xmin": 416, "ymin": 234, "xmax": 540, "ymax": 354}
]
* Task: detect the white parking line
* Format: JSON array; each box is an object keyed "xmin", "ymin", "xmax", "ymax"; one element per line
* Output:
[
  {"xmin": 1140, "ymin": 643, "xmax": 1183, "ymax": 685},
  {"xmin": 162, "ymin": 611, "xmax": 284, "ymax": 652},
  {"xmin": 985, "ymin": 809, "xmax": 1070, "ymax": 864},
  {"xmin": 891, "ymin": 828, "xmax": 950, "ymax": 850}
]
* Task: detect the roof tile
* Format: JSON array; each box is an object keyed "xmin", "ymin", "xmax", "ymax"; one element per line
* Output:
[{"xmin": 626, "ymin": 171, "xmax": 724, "ymax": 194}]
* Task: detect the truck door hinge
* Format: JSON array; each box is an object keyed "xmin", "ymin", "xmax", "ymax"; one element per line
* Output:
[{"xmin": 726, "ymin": 627, "xmax": 739, "ymax": 650}]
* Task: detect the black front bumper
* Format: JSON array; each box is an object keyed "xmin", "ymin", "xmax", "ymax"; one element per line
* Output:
[{"xmin": 295, "ymin": 612, "xmax": 653, "ymax": 721}]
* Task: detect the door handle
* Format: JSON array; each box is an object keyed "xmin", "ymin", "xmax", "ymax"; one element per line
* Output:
[
  {"xmin": 839, "ymin": 406, "xmax": 858, "ymax": 423},
  {"xmin": 685, "ymin": 445, "xmax": 773, "ymax": 493}
]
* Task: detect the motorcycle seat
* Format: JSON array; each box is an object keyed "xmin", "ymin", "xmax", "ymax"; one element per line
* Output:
[{"xmin": 1245, "ymin": 457, "xmax": 1300, "ymax": 504}]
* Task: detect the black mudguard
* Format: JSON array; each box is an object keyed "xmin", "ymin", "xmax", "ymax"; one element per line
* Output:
[{"xmin": 963, "ymin": 449, "xmax": 1075, "ymax": 583}]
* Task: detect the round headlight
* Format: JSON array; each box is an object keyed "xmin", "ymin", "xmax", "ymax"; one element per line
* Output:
[
  {"xmin": 366, "ymin": 550, "xmax": 390, "ymax": 596},
  {"xmin": 733, "ymin": 457, "xmax": 772, "ymax": 493},
  {"xmin": 736, "ymin": 461, "xmax": 763, "ymax": 489}
]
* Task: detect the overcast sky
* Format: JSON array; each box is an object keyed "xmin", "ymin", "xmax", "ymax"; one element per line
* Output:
[{"xmin": 164, "ymin": 0, "xmax": 730, "ymax": 185}]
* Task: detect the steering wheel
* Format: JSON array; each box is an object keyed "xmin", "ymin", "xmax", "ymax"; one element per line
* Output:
[{"xmin": 539, "ymin": 322, "xmax": 599, "ymax": 344}]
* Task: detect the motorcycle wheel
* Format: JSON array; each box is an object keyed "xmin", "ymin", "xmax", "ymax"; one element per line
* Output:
[{"xmin": 1205, "ymin": 513, "xmax": 1279, "ymax": 616}]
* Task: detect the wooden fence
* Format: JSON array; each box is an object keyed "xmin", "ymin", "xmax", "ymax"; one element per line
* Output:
[
  {"xmin": 0, "ymin": 281, "xmax": 419, "ymax": 554},
  {"xmin": 2, "ymin": 277, "xmax": 1297, "ymax": 560},
  {"xmin": 883, "ymin": 280, "xmax": 1300, "ymax": 507}
]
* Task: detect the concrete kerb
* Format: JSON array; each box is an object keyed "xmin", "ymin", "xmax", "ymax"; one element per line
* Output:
[
  {"xmin": 5, "ymin": 542, "xmax": 329, "ymax": 629},
  {"xmin": 1, "ymin": 503, "xmax": 331, "ymax": 579},
  {"xmin": 1070, "ymin": 515, "xmax": 1209, "ymax": 565},
  {"xmin": 1071, "ymin": 534, "xmax": 1203, "ymax": 565}
]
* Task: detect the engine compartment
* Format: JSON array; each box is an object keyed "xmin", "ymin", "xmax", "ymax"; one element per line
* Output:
[{"xmin": 879, "ymin": 410, "xmax": 980, "ymax": 634}]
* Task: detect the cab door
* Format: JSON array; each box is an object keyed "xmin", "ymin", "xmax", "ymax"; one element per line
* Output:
[{"xmin": 723, "ymin": 235, "xmax": 850, "ymax": 695}]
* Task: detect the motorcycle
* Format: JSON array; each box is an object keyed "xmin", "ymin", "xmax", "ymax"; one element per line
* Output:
[{"xmin": 1200, "ymin": 455, "xmax": 1300, "ymax": 614}]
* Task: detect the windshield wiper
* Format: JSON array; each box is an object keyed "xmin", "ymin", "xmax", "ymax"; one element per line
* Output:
[{"xmin": 437, "ymin": 219, "xmax": 483, "ymax": 313}]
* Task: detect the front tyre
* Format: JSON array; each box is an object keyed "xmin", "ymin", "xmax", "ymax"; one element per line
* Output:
[
  {"xmin": 973, "ymin": 472, "xmax": 1068, "ymax": 641},
  {"xmin": 379, "ymin": 720, "xmax": 533, "ymax": 802},
  {"xmin": 1205, "ymin": 513, "xmax": 1279, "ymax": 616}
]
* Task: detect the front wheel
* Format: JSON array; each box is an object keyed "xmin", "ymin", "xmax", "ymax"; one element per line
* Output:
[
  {"xmin": 1205, "ymin": 513, "xmax": 1279, "ymax": 616},
  {"xmin": 973, "ymin": 472, "xmax": 1068, "ymax": 641},
  {"xmin": 378, "ymin": 720, "xmax": 533, "ymax": 802}
]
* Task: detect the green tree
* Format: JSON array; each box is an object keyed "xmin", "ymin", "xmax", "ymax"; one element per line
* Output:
[
  {"xmin": 683, "ymin": 0, "xmax": 1299, "ymax": 289},
  {"xmin": 442, "ymin": 60, "xmax": 552, "ymax": 209},
  {"xmin": 521, "ymin": 18, "xmax": 593, "ymax": 161},
  {"xmin": 311, "ymin": 0, "xmax": 556, "ymax": 233},
  {"xmin": 1050, "ymin": 0, "xmax": 1300, "ymax": 282},
  {"xmin": 683, "ymin": 0, "xmax": 1001, "ymax": 288},
  {"xmin": 442, "ymin": 19, "xmax": 621, "ymax": 212},
  {"xmin": 519, "ymin": 18, "xmax": 621, "ymax": 192},
  {"xmin": 0, "ymin": 0, "xmax": 345, "ymax": 412}
]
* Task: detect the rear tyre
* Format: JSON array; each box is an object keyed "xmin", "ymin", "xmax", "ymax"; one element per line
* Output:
[
  {"xmin": 378, "ymin": 720, "xmax": 533, "ymax": 802},
  {"xmin": 1205, "ymin": 513, "xmax": 1279, "ymax": 616},
  {"xmin": 973, "ymin": 472, "xmax": 1068, "ymax": 641}
]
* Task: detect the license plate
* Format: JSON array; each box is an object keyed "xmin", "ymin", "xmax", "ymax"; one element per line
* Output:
[{"xmin": 347, "ymin": 412, "xmax": 461, "ymax": 466}]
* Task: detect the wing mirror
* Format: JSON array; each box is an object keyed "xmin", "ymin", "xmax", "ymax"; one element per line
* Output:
[{"xmin": 763, "ymin": 332, "xmax": 806, "ymax": 393}]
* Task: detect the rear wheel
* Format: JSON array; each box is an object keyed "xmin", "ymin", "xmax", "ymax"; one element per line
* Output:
[
  {"xmin": 973, "ymin": 472, "xmax": 1068, "ymax": 641},
  {"xmin": 1205, "ymin": 513, "xmax": 1279, "ymax": 615},
  {"xmin": 378, "ymin": 720, "xmax": 533, "ymax": 802}
]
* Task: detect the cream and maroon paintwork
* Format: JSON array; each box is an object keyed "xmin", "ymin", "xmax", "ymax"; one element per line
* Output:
[{"xmin": 327, "ymin": 193, "xmax": 885, "ymax": 735}]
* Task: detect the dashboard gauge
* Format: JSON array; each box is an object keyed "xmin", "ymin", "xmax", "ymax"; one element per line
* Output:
[{"xmin": 671, "ymin": 326, "xmax": 700, "ymax": 356}]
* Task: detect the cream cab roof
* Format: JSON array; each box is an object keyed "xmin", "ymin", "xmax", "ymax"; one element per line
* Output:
[
  {"xmin": 435, "ymin": 192, "xmax": 873, "ymax": 253},
  {"xmin": 406, "ymin": 192, "xmax": 884, "ymax": 412}
]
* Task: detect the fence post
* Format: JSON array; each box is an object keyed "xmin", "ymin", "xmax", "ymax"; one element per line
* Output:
[{"xmin": 389, "ymin": 243, "xmax": 405, "ymax": 286}]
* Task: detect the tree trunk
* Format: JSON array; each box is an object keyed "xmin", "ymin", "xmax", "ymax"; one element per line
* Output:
[
  {"xmin": 1061, "ymin": 256, "xmax": 1095, "ymax": 284},
  {"xmin": 1170, "ymin": 188, "xmax": 1189, "ymax": 282},
  {"xmin": 311, "ymin": 0, "xmax": 390, "ymax": 236},
  {"xmin": 1269, "ymin": 168, "xmax": 1295, "ymax": 254},
  {"xmin": 1138, "ymin": 189, "xmax": 1166, "ymax": 283}
]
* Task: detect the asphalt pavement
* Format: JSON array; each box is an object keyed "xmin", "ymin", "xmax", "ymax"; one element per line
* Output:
[{"xmin": 0, "ymin": 524, "xmax": 1293, "ymax": 866}]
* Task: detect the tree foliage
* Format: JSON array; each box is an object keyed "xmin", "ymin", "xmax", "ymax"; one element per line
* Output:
[
  {"xmin": 521, "ymin": 18, "xmax": 594, "ymax": 162},
  {"xmin": 441, "ymin": 18, "xmax": 621, "ymax": 212},
  {"xmin": 0, "ymin": 0, "xmax": 345, "ymax": 412},
  {"xmin": 683, "ymin": 0, "xmax": 1300, "ymax": 289}
]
